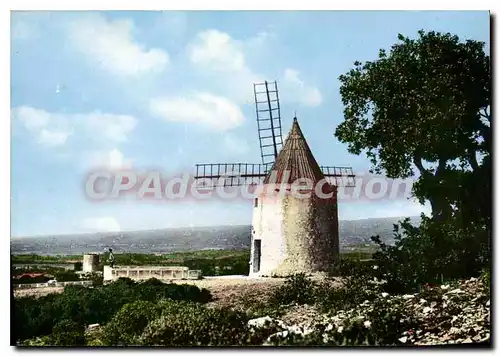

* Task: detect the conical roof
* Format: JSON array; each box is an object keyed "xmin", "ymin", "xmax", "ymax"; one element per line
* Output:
[{"xmin": 263, "ymin": 117, "xmax": 325, "ymax": 185}]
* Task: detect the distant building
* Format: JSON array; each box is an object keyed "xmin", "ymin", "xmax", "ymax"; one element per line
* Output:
[
  {"xmin": 103, "ymin": 265, "xmax": 202, "ymax": 282},
  {"xmin": 82, "ymin": 253, "xmax": 100, "ymax": 273}
]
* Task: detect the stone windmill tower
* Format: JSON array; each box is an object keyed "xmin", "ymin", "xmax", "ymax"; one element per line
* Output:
[{"xmin": 194, "ymin": 81, "xmax": 355, "ymax": 277}]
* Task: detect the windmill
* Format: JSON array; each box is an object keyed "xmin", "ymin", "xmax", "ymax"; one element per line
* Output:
[{"xmin": 194, "ymin": 80, "xmax": 355, "ymax": 277}]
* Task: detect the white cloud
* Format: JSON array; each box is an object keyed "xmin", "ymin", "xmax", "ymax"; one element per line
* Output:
[
  {"xmin": 282, "ymin": 68, "xmax": 323, "ymax": 107},
  {"xmin": 245, "ymin": 31, "xmax": 273, "ymax": 48},
  {"xmin": 187, "ymin": 29, "xmax": 264, "ymax": 103},
  {"xmin": 14, "ymin": 106, "xmax": 51, "ymax": 131},
  {"xmin": 187, "ymin": 30, "xmax": 321, "ymax": 108},
  {"xmin": 81, "ymin": 148, "xmax": 133, "ymax": 171},
  {"xmin": 12, "ymin": 106, "xmax": 72, "ymax": 147},
  {"xmin": 150, "ymin": 92, "xmax": 245, "ymax": 131},
  {"xmin": 67, "ymin": 14, "xmax": 169, "ymax": 76},
  {"xmin": 37, "ymin": 129, "xmax": 72, "ymax": 147},
  {"xmin": 189, "ymin": 29, "xmax": 246, "ymax": 71},
  {"xmin": 82, "ymin": 216, "xmax": 121, "ymax": 233},
  {"xmin": 12, "ymin": 106, "xmax": 137, "ymax": 147},
  {"xmin": 83, "ymin": 113, "xmax": 137, "ymax": 143}
]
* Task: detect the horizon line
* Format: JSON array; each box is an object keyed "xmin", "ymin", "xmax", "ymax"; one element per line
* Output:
[{"xmin": 10, "ymin": 215, "xmax": 422, "ymax": 239}]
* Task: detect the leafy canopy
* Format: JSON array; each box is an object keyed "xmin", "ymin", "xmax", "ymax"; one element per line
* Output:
[{"xmin": 335, "ymin": 30, "xmax": 490, "ymax": 221}]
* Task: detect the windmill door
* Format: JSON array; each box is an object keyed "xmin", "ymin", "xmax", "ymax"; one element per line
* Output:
[{"xmin": 253, "ymin": 239, "xmax": 261, "ymax": 273}]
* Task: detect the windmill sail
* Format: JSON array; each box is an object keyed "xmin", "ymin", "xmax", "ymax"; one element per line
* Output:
[
  {"xmin": 253, "ymin": 81, "xmax": 283, "ymax": 171},
  {"xmin": 194, "ymin": 80, "xmax": 355, "ymax": 189},
  {"xmin": 194, "ymin": 119, "xmax": 355, "ymax": 188},
  {"xmin": 194, "ymin": 163, "xmax": 267, "ymax": 188}
]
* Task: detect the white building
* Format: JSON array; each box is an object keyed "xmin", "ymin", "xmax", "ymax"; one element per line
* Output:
[{"xmin": 249, "ymin": 118, "xmax": 340, "ymax": 277}]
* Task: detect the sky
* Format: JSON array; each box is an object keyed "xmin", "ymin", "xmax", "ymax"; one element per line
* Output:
[{"xmin": 10, "ymin": 10, "xmax": 490, "ymax": 237}]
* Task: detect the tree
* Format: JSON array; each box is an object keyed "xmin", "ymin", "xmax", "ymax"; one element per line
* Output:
[
  {"xmin": 74, "ymin": 262, "xmax": 83, "ymax": 271},
  {"xmin": 335, "ymin": 30, "xmax": 490, "ymax": 224}
]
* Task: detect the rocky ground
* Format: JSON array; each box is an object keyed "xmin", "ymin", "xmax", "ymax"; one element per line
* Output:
[{"xmin": 246, "ymin": 277, "xmax": 491, "ymax": 346}]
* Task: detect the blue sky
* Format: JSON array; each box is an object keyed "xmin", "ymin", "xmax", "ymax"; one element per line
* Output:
[{"xmin": 10, "ymin": 10, "xmax": 490, "ymax": 237}]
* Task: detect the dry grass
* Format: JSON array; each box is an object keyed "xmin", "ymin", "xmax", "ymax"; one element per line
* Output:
[{"xmin": 14, "ymin": 286, "xmax": 64, "ymax": 298}]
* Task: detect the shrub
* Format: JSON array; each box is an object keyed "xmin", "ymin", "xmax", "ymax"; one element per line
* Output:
[
  {"xmin": 89, "ymin": 273, "xmax": 103, "ymax": 286},
  {"xmin": 102, "ymin": 301, "xmax": 162, "ymax": 345},
  {"xmin": 371, "ymin": 216, "xmax": 491, "ymax": 294},
  {"xmin": 481, "ymin": 267, "xmax": 490, "ymax": 292},
  {"xmin": 14, "ymin": 277, "xmax": 212, "ymax": 343},
  {"xmin": 49, "ymin": 330, "xmax": 86, "ymax": 346},
  {"xmin": 268, "ymin": 273, "xmax": 318, "ymax": 306},
  {"xmin": 73, "ymin": 262, "xmax": 83, "ymax": 271},
  {"xmin": 317, "ymin": 273, "xmax": 382, "ymax": 313},
  {"xmin": 53, "ymin": 270, "xmax": 80, "ymax": 282},
  {"xmin": 328, "ymin": 258, "xmax": 374, "ymax": 277},
  {"xmin": 138, "ymin": 300, "xmax": 250, "ymax": 346}
]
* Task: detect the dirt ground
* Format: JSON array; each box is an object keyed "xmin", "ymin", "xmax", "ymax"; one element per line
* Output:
[
  {"xmin": 12, "ymin": 277, "xmax": 286, "ymax": 305},
  {"xmin": 13, "ymin": 275, "xmax": 341, "ymax": 311},
  {"xmin": 173, "ymin": 277, "xmax": 287, "ymax": 310},
  {"xmin": 14, "ymin": 286, "xmax": 64, "ymax": 298},
  {"xmin": 170, "ymin": 275, "xmax": 341, "ymax": 310}
]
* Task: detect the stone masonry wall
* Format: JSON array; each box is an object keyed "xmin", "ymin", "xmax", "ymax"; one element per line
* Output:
[{"xmin": 250, "ymin": 185, "xmax": 340, "ymax": 277}]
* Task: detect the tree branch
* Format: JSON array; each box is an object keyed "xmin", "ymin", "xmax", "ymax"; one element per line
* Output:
[
  {"xmin": 467, "ymin": 151, "xmax": 479, "ymax": 172},
  {"xmin": 480, "ymin": 108, "xmax": 491, "ymax": 122},
  {"xmin": 413, "ymin": 155, "xmax": 431, "ymax": 177}
]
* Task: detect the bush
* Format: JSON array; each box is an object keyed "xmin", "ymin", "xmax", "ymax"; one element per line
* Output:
[
  {"xmin": 20, "ymin": 319, "xmax": 87, "ymax": 346},
  {"xmin": 371, "ymin": 216, "xmax": 491, "ymax": 294},
  {"xmin": 268, "ymin": 272, "xmax": 382, "ymax": 315},
  {"xmin": 268, "ymin": 273, "xmax": 318, "ymax": 306},
  {"xmin": 14, "ymin": 277, "xmax": 212, "ymax": 343},
  {"xmin": 317, "ymin": 273, "xmax": 382, "ymax": 313},
  {"xmin": 73, "ymin": 262, "xmax": 83, "ymax": 271},
  {"xmin": 481, "ymin": 267, "xmax": 490, "ymax": 292},
  {"xmin": 89, "ymin": 273, "xmax": 103, "ymax": 286},
  {"xmin": 138, "ymin": 300, "xmax": 251, "ymax": 346},
  {"xmin": 102, "ymin": 301, "xmax": 162, "ymax": 345},
  {"xmin": 53, "ymin": 270, "xmax": 80, "ymax": 282}
]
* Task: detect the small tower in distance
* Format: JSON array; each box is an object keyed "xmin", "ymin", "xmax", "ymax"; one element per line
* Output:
[{"xmin": 249, "ymin": 118, "xmax": 340, "ymax": 277}]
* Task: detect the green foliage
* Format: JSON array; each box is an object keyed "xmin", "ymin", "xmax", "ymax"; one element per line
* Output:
[
  {"xmin": 336, "ymin": 29, "xmax": 490, "ymax": 227},
  {"xmin": 268, "ymin": 272, "xmax": 383, "ymax": 315},
  {"xmin": 19, "ymin": 335, "xmax": 53, "ymax": 346},
  {"xmin": 335, "ymin": 29, "xmax": 491, "ymax": 295},
  {"xmin": 51, "ymin": 319, "xmax": 86, "ymax": 346},
  {"xmin": 269, "ymin": 273, "xmax": 318, "ymax": 306},
  {"xmin": 318, "ymin": 275, "xmax": 382, "ymax": 312},
  {"xmin": 12, "ymin": 254, "xmax": 80, "ymax": 264},
  {"xmin": 327, "ymin": 257, "xmax": 374, "ymax": 277},
  {"xmin": 371, "ymin": 215, "xmax": 491, "ymax": 294},
  {"xmin": 107, "ymin": 250, "xmax": 250, "ymax": 276},
  {"xmin": 89, "ymin": 272, "xmax": 103, "ymax": 286},
  {"xmin": 138, "ymin": 300, "xmax": 252, "ymax": 346},
  {"xmin": 336, "ymin": 30, "xmax": 489, "ymax": 182},
  {"xmin": 102, "ymin": 301, "xmax": 162, "ymax": 345},
  {"xmin": 271, "ymin": 298, "xmax": 417, "ymax": 346},
  {"xmin": 266, "ymin": 276, "xmax": 424, "ymax": 346},
  {"xmin": 73, "ymin": 262, "xmax": 83, "ymax": 271},
  {"xmin": 14, "ymin": 278, "xmax": 212, "ymax": 343},
  {"xmin": 481, "ymin": 267, "xmax": 490, "ymax": 292},
  {"xmin": 53, "ymin": 270, "xmax": 80, "ymax": 282}
]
